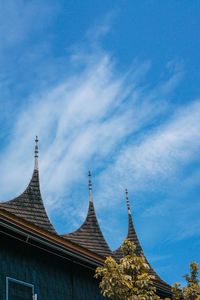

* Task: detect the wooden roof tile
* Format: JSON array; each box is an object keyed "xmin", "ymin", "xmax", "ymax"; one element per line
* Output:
[
  {"xmin": 113, "ymin": 192, "xmax": 172, "ymax": 296},
  {"xmin": 63, "ymin": 200, "xmax": 111, "ymax": 257},
  {"xmin": 0, "ymin": 138, "xmax": 56, "ymax": 234}
]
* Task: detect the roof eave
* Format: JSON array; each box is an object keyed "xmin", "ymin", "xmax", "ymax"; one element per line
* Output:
[{"xmin": 0, "ymin": 208, "xmax": 105, "ymax": 268}]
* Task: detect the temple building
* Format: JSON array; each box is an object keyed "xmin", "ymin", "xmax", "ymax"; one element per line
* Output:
[{"xmin": 0, "ymin": 138, "xmax": 172, "ymax": 299}]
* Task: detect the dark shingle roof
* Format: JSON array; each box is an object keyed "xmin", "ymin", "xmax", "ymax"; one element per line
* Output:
[
  {"xmin": 113, "ymin": 192, "xmax": 172, "ymax": 296},
  {"xmin": 0, "ymin": 138, "xmax": 56, "ymax": 234},
  {"xmin": 63, "ymin": 199, "xmax": 112, "ymax": 257},
  {"xmin": 63, "ymin": 172, "xmax": 111, "ymax": 257},
  {"xmin": 113, "ymin": 210, "xmax": 145, "ymax": 260}
]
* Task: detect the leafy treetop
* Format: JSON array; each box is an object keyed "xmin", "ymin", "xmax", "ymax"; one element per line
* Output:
[{"xmin": 95, "ymin": 239, "xmax": 161, "ymax": 300}]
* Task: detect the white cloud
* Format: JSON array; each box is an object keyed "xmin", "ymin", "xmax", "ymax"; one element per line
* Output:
[
  {"xmin": 0, "ymin": 46, "xmax": 181, "ymax": 206},
  {"xmin": 96, "ymin": 100, "xmax": 200, "ymax": 209},
  {"xmin": 0, "ymin": 1, "xmax": 58, "ymax": 48}
]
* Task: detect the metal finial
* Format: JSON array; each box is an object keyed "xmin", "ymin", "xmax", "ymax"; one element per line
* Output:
[
  {"xmin": 88, "ymin": 171, "xmax": 93, "ymax": 202},
  {"xmin": 125, "ymin": 188, "xmax": 131, "ymax": 214},
  {"xmin": 34, "ymin": 136, "xmax": 39, "ymax": 170}
]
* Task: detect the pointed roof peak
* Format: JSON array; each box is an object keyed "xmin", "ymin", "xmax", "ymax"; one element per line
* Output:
[
  {"xmin": 112, "ymin": 191, "xmax": 171, "ymax": 295},
  {"xmin": 0, "ymin": 136, "xmax": 56, "ymax": 234},
  {"xmin": 125, "ymin": 188, "xmax": 131, "ymax": 215},
  {"xmin": 62, "ymin": 171, "xmax": 111, "ymax": 257},
  {"xmin": 88, "ymin": 170, "xmax": 93, "ymax": 202},
  {"xmin": 63, "ymin": 199, "xmax": 111, "ymax": 257},
  {"xmin": 113, "ymin": 190, "xmax": 143, "ymax": 259},
  {"xmin": 34, "ymin": 135, "xmax": 39, "ymax": 170}
]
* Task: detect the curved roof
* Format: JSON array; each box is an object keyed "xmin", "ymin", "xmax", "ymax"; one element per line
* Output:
[
  {"xmin": 0, "ymin": 138, "xmax": 56, "ymax": 234},
  {"xmin": 62, "ymin": 172, "xmax": 111, "ymax": 257},
  {"xmin": 113, "ymin": 206, "xmax": 145, "ymax": 260},
  {"xmin": 113, "ymin": 190, "xmax": 172, "ymax": 296}
]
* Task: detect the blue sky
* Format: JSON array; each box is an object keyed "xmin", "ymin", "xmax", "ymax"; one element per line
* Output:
[{"xmin": 0, "ymin": 0, "xmax": 200, "ymax": 285}]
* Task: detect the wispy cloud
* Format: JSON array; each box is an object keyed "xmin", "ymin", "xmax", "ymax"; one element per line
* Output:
[
  {"xmin": 0, "ymin": 1, "xmax": 58, "ymax": 48},
  {"xmin": 96, "ymin": 100, "xmax": 200, "ymax": 207},
  {"xmin": 0, "ymin": 52, "xmax": 151, "ymax": 198},
  {"xmin": 0, "ymin": 42, "xmax": 183, "ymax": 214},
  {"xmin": 0, "ymin": 1, "xmax": 62, "ymax": 142}
]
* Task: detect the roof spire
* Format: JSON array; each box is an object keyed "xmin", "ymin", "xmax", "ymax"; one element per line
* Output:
[
  {"xmin": 63, "ymin": 170, "xmax": 111, "ymax": 257},
  {"xmin": 125, "ymin": 188, "xmax": 131, "ymax": 215},
  {"xmin": 34, "ymin": 135, "xmax": 39, "ymax": 170},
  {"xmin": 112, "ymin": 191, "xmax": 172, "ymax": 296},
  {"xmin": 88, "ymin": 171, "xmax": 93, "ymax": 202},
  {"xmin": 0, "ymin": 134, "xmax": 56, "ymax": 234}
]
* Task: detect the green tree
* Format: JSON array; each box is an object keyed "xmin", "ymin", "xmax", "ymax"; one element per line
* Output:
[
  {"xmin": 183, "ymin": 262, "xmax": 200, "ymax": 300},
  {"xmin": 172, "ymin": 262, "xmax": 200, "ymax": 300},
  {"xmin": 95, "ymin": 239, "xmax": 160, "ymax": 300},
  {"xmin": 171, "ymin": 283, "xmax": 183, "ymax": 300}
]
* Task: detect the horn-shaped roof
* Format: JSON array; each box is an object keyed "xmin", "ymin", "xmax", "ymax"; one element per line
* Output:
[
  {"xmin": 0, "ymin": 137, "xmax": 56, "ymax": 234},
  {"xmin": 113, "ymin": 189, "xmax": 144, "ymax": 260},
  {"xmin": 113, "ymin": 190, "xmax": 172, "ymax": 296},
  {"xmin": 62, "ymin": 172, "xmax": 111, "ymax": 257}
]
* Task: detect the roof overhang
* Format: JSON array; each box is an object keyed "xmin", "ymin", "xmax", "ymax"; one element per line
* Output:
[{"xmin": 0, "ymin": 208, "xmax": 105, "ymax": 269}]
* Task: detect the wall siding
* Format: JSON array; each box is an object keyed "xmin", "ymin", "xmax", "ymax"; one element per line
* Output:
[{"xmin": 0, "ymin": 234, "xmax": 105, "ymax": 300}]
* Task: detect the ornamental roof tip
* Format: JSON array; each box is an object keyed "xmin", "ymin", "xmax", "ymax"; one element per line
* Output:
[{"xmin": 34, "ymin": 135, "xmax": 39, "ymax": 170}]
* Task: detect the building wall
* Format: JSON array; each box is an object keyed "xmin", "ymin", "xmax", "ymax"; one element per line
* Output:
[{"xmin": 0, "ymin": 233, "xmax": 105, "ymax": 300}]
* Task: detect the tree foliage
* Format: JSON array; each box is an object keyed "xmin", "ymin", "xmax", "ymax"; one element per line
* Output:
[
  {"xmin": 95, "ymin": 239, "xmax": 160, "ymax": 300},
  {"xmin": 171, "ymin": 283, "xmax": 182, "ymax": 300},
  {"xmin": 172, "ymin": 262, "xmax": 200, "ymax": 300}
]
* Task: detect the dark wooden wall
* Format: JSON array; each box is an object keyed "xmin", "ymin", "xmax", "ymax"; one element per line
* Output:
[{"xmin": 0, "ymin": 233, "xmax": 106, "ymax": 300}]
